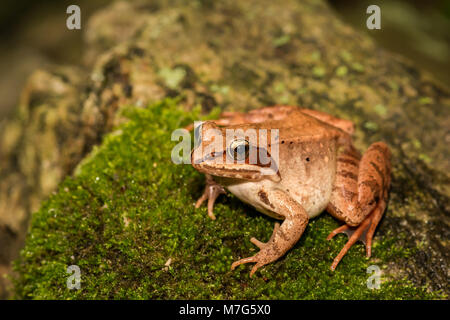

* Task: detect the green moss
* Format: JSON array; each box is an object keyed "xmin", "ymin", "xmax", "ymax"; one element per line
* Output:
[
  {"xmin": 335, "ymin": 66, "xmax": 348, "ymax": 77},
  {"xmin": 373, "ymin": 104, "xmax": 387, "ymax": 117},
  {"xmin": 312, "ymin": 66, "xmax": 326, "ymax": 78},
  {"xmin": 272, "ymin": 34, "xmax": 291, "ymax": 48},
  {"xmin": 13, "ymin": 99, "xmax": 440, "ymax": 299},
  {"xmin": 158, "ymin": 67, "xmax": 187, "ymax": 89},
  {"xmin": 418, "ymin": 97, "xmax": 433, "ymax": 105},
  {"xmin": 350, "ymin": 62, "xmax": 365, "ymax": 73}
]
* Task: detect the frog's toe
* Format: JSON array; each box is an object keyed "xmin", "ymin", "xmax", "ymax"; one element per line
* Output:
[
  {"xmin": 194, "ymin": 193, "xmax": 208, "ymax": 209},
  {"xmin": 326, "ymin": 224, "xmax": 351, "ymax": 241},
  {"xmin": 250, "ymin": 237, "xmax": 266, "ymax": 249},
  {"xmin": 249, "ymin": 262, "xmax": 264, "ymax": 278},
  {"xmin": 195, "ymin": 192, "xmax": 217, "ymax": 220},
  {"xmin": 250, "ymin": 222, "xmax": 280, "ymax": 249},
  {"xmin": 231, "ymin": 256, "xmax": 256, "ymax": 271},
  {"xmin": 231, "ymin": 256, "xmax": 265, "ymax": 278},
  {"xmin": 194, "ymin": 178, "xmax": 226, "ymax": 220},
  {"xmin": 328, "ymin": 200, "xmax": 385, "ymax": 271},
  {"xmin": 328, "ymin": 217, "xmax": 371, "ymax": 271}
]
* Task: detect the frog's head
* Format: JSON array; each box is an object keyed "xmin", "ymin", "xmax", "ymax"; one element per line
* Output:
[{"xmin": 191, "ymin": 121, "xmax": 280, "ymax": 181}]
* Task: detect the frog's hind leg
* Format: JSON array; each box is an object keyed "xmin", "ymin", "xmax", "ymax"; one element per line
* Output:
[{"xmin": 326, "ymin": 142, "xmax": 391, "ymax": 270}]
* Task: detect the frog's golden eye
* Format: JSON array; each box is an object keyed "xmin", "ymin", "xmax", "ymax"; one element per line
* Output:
[{"xmin": 228, "ymin": 139, "xmax": 250, "ymax": 161}]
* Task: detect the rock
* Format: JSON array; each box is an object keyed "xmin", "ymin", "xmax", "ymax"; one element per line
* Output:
[{"xmin": 1, "ymin": 0, "xmax": 448, "ymax": 298}]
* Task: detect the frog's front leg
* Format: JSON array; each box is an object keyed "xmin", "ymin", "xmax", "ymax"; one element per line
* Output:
[
  {"xmin": 195, "ymin": 174, "xmax": 226, "ymax": 220},
  {"xmin": 231, "ymin": 190, "xmax": 309, "ymax": 277}
]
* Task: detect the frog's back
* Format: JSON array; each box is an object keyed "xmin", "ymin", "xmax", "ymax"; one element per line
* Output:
[{"xmin": 230, "ymin": 108, "xmax": 347, "ymax": 144}]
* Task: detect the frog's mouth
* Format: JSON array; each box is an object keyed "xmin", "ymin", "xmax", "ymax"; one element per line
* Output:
[
  {"xmin": 196, "ymin": 163, "xmax": 263, "ymax": 180},
  {"xmin": 192, "ymin": 161, "xmax": 281, "ymax": 182}
]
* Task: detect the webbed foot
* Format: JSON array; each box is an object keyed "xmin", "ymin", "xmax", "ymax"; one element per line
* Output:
[{"xmin": 327, "ymin": 198, "xmax": 386, "ymax": 271}]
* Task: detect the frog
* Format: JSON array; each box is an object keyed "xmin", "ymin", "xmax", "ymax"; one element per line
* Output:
[{"xmin": 190, "ymin": 105, "xmax": 391, "ymax": 277}]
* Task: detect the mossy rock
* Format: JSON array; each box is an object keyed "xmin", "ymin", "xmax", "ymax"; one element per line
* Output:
[
  {"xmin": 12, "ymin": 99, "xmax": 440, "ymax": 299},
  {"xmin": 3, "ymin": 0, "xmax": 449, "ymax": 299}
]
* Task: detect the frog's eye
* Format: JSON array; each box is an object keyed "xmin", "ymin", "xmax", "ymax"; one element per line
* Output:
[{"xmin": 228, "ymin": 139, "xmax": 250, "ymax": 161}]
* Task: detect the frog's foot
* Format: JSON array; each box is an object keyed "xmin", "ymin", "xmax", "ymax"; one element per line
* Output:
[
  {"xmin": 327, "ymin": 198, "xmax": 386, "ymax": 271},
  {"xmin": 195, "ymin": 174, "xmax": 226, "ymax": 220},
  {"xmin": 231, "ymin": 255, "xmax": 264, "ymax": 277},
  {"xmin": 231, "ymin": 223, "xmax": 282, "ymax": 277},
  {"xmin": 326, "ymin": 142, "xmax": 391, "ymax": 270},
  {"xmin": 250, "ymin": 222, "xmax": 280, "ymax": 249},
  {"xmin": 230, "ymin": 249, "xmax": 273, "ymax": 278}
]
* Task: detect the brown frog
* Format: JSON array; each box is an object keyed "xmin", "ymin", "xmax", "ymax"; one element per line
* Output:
[{"xmin": 190, "ymin": 106, "xmax": 391, "ymax": 276}]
